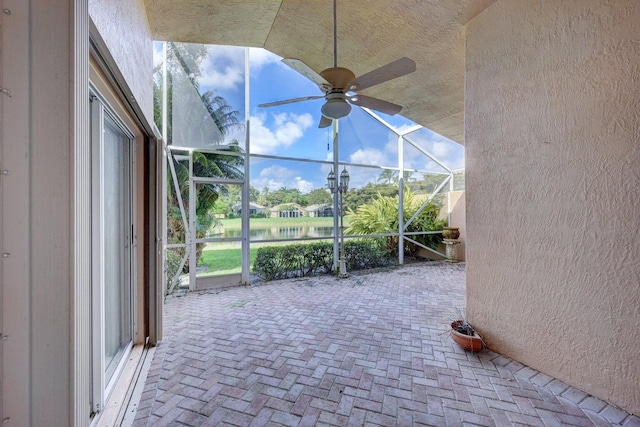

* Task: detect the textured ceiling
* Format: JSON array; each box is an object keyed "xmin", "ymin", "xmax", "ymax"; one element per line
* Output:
[{"xmin": 144, "ymin": 0, "xmax": 496, "ymax": 144}]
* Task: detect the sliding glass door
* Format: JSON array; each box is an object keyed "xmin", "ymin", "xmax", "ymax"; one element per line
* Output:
[
  {"xmin": 90, "ymin": 93, "xmax": 135, "ymax": 413},
  {"xmin": 102, "ymin": 114, "xmax": 133, "ymax": 383}
]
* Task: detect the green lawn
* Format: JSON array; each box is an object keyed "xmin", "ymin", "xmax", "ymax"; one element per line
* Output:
[
  {"xmin": 199, "ymin": 216, "xmax": 341, "ymax": 275},
  {"xmin": 197, "ymin": 246, "xmax": 257, "ymax": 275}
]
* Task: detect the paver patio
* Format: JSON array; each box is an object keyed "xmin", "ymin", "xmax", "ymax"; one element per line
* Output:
[{"xmin": 129, "ymin": 262, "xmax": 639, "ymax": 426}]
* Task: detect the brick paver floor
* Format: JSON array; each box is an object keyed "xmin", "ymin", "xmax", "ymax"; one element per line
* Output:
[{"xmin": 130, "ymin": 262, "xmax": 639, "ymax": 426}]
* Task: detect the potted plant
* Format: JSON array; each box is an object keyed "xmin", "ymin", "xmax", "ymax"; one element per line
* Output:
[{"xmin": 450, "ymin": 319, "xmax": 483, "ymax": 352}]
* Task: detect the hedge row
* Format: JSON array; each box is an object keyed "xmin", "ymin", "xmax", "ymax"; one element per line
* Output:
[{"xmin": 253, "ymin": 239, "xmax": 396, "ymax": 281}]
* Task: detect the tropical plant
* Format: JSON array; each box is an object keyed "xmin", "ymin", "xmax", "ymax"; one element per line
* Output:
[{"xmin": 345, "ymin": 188, "xmax": 447, "ymax": 256}]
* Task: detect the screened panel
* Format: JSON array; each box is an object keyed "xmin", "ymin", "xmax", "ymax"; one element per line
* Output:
[
  {"xmin": 403, "ymin": 127, "xmax": 464, "ymax": 171},
  {"xmin": 197, "ymin": 241, "xmax": 242, "ymax": 277},
  {"xmin": 402, "ymin": 141, "xmax": 450, "ymax": 175},
  {"xmin": 405, "ymin": 172, "xmax": 450, "ymax": 209},
  {"xmin": 159, "ymin": 42, "xmax": 246, "ymax": 149},
  {"xmin": 154, "ymin": 42, "xmax": 465, "ymax": 281},
  {"xmin": 342, "ymin": 165, "xmax": 399, "ymax": 237},
  {"xmin": 452, "ymin": 170, "xmax": 466, "ymax": 191},
  {"xmin": 338, "ymin": 107, "xmax": 398, "ymax": 168},
  {"xmin": 249, "ymin": 49, "xmax": 333, "ymax": 161},
  {"xmin": 248, "ymin": 156, "xmax": 335, "ymax": 241},
  {"xmin": 193, "ymin": 182, "xmax": 240, "ymax": 240}
]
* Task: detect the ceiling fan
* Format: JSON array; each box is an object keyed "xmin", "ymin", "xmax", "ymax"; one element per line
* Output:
[{"xmin": 258, "ymin": 0, "xmax": 416, "ymax": 128}]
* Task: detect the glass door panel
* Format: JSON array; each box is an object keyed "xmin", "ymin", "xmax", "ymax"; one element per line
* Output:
[
  {"xmin": 90, "ymin": 95, "xmax": 135, "ymax": 415},
  {"xmin": 102, "ymin": 115, "xmax": 132, "ymax": 384}
]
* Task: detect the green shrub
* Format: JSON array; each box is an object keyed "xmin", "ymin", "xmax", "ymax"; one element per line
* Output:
[
  {"xmin": 253, "ymin": 239, "xmax": 395, "ymax": 281},
  {"xmin": 345, "ymin": 238, "xmax": 395, "ymax": 270}
]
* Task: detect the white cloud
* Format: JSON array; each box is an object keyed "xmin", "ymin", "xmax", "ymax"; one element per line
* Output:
[
  {"xmin": 248, "ymin": 48, "xmax": 283, "ymax": 72},
  {"xmin": 294, "ymin": 177, "xmax": 314, "ymax": 193},
  {"xmin": 198, "ymin": 45, "xmax": 246, "ymax": 90},
  {"xmin": 430, "ymin": 140, "xmax": 452, "ymax": 158},
  {"xmin": 348, "ymin": 148, "xmax": 392, "ymax": 167},
  {"xmin": 403, "ymin": 129, "xmax": 465, "ymax": 171},
  {"xmin": 254, "ymin": 165, "xmax": 289, "ymax": 191},
  {"xmin": 252, "ymin": 166, "xmax": 317, "ymax": 193},
  {"xmin": 273, "ymin": 112, "xmax": 313, "ymax": 142},
  {"xmin": 250, "ymin": 112, "xmax": 314, "ymax": 155}
]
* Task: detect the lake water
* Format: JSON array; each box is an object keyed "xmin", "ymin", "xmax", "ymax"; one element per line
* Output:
[{"xmin": 216, "ymin": 225, "xmax": 334, "ymax": 240}]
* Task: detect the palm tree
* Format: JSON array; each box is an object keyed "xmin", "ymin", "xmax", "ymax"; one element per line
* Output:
[{"xmin": 377, "ymin": 169, "xmax": 397, "ymax": 184}]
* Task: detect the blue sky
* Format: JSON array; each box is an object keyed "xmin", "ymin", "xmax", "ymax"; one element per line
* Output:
[{"xmin": 154, "ymin": 42, "xmax": 464, "ymax": 192}]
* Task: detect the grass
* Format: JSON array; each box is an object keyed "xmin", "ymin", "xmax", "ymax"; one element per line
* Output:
[
  {"xmin": 197, "ymin": 247, "xmax": 257, "ymax": 275},
  {"xmin": 199, "ymin": 216, "xmax": 345, "ymax": 275},
  {"xmin": 197, "ymin": 239, "xmax": 334, "ymax": 275}
]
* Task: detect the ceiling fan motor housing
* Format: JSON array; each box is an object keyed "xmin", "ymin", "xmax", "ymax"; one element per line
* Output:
[
  {"xmin": 321, "ymin": 93, "xmax": 351, "ymax": 119},
  {"xmin": 319, "ymin": 67, "xmax": 356, "ymax": 91}
]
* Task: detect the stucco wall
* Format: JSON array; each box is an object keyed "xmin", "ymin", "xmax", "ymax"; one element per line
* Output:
[
  {"xmin": 448, "ymin": 191, "xmax": 466, "ymax": 261},
  {"xmin": 465, "ymin": 0, "xmax": 640, "ymax": 415},
  {"xmin": 89, "ymin": 0, "xmax": 154, "ymax": 125}
]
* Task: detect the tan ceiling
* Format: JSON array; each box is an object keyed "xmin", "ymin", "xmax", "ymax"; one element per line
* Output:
[{"xmin": 144, "ymin": 0, "xmax": 496, "ymax": 144}]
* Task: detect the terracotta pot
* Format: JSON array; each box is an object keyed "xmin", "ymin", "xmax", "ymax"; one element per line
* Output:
[
  {"xmin": 442, "ymin": 227, "xmax": 460, "ymax": 240},
  {"xmin": 450, "ymin": 321, "xmax": 483, "ymax": 352}
]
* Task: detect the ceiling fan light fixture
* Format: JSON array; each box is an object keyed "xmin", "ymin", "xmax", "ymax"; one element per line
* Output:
[{"xmin": 321, "ymin": 97, "xmax": 351, "ymax": 120}]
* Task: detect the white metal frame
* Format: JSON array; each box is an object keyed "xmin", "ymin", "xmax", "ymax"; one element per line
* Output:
[
  {"xmin": 191, "ymin": 176, "xmax": 245, "ymax": 289},
  {"xmin": 353, "ymin": 108, "xmax": 451, "ymax": 263},
  {"xmin": 165, "ymin": 146, "xmax": 248, "ymax": 291}
]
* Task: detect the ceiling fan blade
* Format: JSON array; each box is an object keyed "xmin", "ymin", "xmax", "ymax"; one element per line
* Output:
[
  {"xmin": 348, "ymin": 94, "xmax": 403, "ymax": 116},
  {"xmin": 347, "ymin": 57, "xmax": 416, "ymax": 92},
  {"xmin": 282, "ymin": 58, "xmax": 330, "ymax": 88},
  {"xmin": 258, "ymin": 95, "xmax": 324, "ymax": 108},
  {"xmin": 318, "ymin": 115, "xmax": 332, "ymax": 128}
]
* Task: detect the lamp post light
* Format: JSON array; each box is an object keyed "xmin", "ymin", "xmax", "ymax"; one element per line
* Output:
[{"xmin": 327, "ymin": 167, "xmax": 349, "ymax": 278}]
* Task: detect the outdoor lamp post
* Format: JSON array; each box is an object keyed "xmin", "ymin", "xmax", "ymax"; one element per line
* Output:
[{"xmin": 328, "ymin": 167, "xmax": 349, "ymax": 278}]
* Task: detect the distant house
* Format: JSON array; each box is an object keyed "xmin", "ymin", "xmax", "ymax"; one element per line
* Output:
[
  {"xmin": 305, "ymin": 204, "xmax": 333, "ymax": 218},
  {"xmin": 231, "ymin": 202, "xmax": 267, "ymax": 216},
  {"xmin": 269, "ymin": 203, "xmax": 333, "ymax": 218},
  {"xmin": 270, "ymin": 203, "xmax": 305, "ymax": 218}
]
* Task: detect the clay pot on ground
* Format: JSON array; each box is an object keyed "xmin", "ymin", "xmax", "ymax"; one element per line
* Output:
[
  {"xmin": 442, "ymin": 227, "xmax": 460, "ymax": 240},
  {"xmin": 450, "ymin": 320, "xmax": 483, "ymax": 352}
]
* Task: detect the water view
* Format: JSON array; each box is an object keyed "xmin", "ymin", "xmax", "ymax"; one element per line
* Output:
[{"xmin": 206, "ymin": 217, "xmax": 338, "ymax": 241}]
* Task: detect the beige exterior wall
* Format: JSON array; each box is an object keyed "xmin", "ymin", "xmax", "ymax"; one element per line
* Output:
[
  {"xmin": 448, "ymin": 191, "xmax": 466, "ymax": 261},
  {"xmin": 89, "ymin": 0, "xmax": 154, "ymax": 125},
  {"xmin": 465, "ymin": 0, "xmax": 640, "ymax": 415}
]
